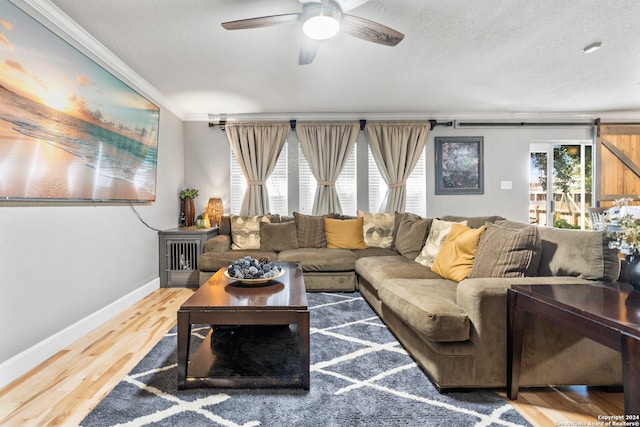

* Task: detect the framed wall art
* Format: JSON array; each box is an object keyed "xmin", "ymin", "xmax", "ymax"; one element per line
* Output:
[
  {"xmin": 435, "ymin": 136, "xmax": 484, "ymax": 195},
  {"xmin": 0, "ymin": 1, "xmax": 160, "ymax": 202}
]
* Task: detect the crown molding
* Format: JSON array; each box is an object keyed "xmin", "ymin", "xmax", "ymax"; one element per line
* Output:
[{"xmin": 14, "ymin": 0, "xmax": 185, "ymax": 120}]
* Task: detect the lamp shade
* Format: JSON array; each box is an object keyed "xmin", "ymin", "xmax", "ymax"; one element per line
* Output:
[{"xmin": 205, "ymin": 197, "xmax": 224, "ymax": 228}]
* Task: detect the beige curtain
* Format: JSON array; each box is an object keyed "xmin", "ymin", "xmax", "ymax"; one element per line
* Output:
[
  {"xmin": 365, "ymin": 121, "xmax": 430, "ymax": 213},
  {"xmin": 296, "ymin": 121, "xmax": 360, "ymax": 215},
  {"xmin": 225, "ymin": 121, "xmax": 289, "ymax": 215}
]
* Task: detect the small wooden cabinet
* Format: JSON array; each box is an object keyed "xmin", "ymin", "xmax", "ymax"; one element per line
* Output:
[{"xmin": 159, "ymin": 227, "xmax": 218, "ymax": 287}]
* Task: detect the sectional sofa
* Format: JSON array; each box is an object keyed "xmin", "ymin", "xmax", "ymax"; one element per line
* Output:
[{"xmin": 198, "ymin": 211, "xmax": 623, "ymax": 391}]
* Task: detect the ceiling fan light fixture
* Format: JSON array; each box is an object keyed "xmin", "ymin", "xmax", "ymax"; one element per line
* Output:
[{"xmin": 302, "ymin": 6, "xmax": 341, "ymax": 40}]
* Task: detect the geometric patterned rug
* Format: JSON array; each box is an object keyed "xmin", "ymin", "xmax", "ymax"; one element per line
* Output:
[{"xmin": 80, "ymin": 292, "xmax": 532, "ymax": 427}]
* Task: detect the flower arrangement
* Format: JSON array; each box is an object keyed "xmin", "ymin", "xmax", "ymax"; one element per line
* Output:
[{"xmin": 606, "ymin": 197, "xmax": 640, "ymax": 256}]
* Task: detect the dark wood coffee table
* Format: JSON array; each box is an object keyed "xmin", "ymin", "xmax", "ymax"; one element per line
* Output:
[
  {"xmin": 177, "ymin": 261, "xmax": 310, "ymax": 390},
  {"xmin": 507, "ymin": 282, "xmax": 640, "ymax": 417}
]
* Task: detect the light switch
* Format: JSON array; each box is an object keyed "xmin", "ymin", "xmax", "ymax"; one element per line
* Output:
[{"xmin": 500, "ymin": 181, "xmax": 513, "ymax": 190}]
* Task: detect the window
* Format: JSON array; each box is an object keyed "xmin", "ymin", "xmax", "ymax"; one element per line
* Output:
[
  {"xmin": 367, "ymin": 147, "xmax": 426, "ymax": 216},
  {"xmin": 529, "ymin": 141, "xmax": 592, "ymax": 229},
  {"xmin": 229, "ymin": 142, "xmax": 288, "ymax": 216},
  {"xmin": 298, "ymin": 145, "xmax": 357, "ymax": 215},
  {"xmin": 229, "ymin": 140, "xmax": 423, "ymax": 217}
]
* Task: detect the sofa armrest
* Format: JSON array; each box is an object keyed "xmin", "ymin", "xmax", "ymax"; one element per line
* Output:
[
  {"xmin": 455, "ymin": 276, "xmax": 595, "ymax": 383},
  {"xmin": 457, "ymin": 276, "xmax": 594, "ymax": 340},
  {"xmin": 203, "ymin": 235, "xmax": 231, "ymax": 253}
]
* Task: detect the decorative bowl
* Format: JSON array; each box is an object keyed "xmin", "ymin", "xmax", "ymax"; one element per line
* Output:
[{"xmin": 224, "ymin": 268, "xmax": 285, "ymax": 285}]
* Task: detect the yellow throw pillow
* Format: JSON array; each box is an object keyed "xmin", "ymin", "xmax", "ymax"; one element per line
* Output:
[
  {"xmin": 432, "ymin": 224, "xmax": 486, "ymax": 282},
  {"xmin": 324, "ymin": 217, "xmax": 367, "ymax": 249}
]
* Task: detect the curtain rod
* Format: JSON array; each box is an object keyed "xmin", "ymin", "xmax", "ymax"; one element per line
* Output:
[
  {"xmin": 455, "ymin": 120, "xmax": 596, "ymax": 128},
  {"xmin": 208, "ymin": 119, "xmax": 453, "ymax": 131}
]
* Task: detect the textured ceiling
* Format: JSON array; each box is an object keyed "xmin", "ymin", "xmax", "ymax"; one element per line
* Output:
[{"xmin": 44, "ymin": 0, "xmax": 640, "ymax": 120}]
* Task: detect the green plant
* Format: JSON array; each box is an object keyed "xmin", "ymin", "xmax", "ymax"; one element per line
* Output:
[
  {"xmin": 553, "ymin": 218, "xmax": 579, "ymax": 229},
  {"xmin": 179, "ymin": 188, "xmax": 199, "ymax": 200}
]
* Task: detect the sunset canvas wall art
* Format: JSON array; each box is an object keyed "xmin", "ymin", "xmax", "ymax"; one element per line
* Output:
[{"xmin": 0, "ymin": 1, "xmax": 160, "ymax": 201}]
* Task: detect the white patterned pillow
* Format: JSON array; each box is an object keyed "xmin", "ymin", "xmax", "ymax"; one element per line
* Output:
[
  {"xmin": 357, "ymin": 210, "xmax": 395, "ymax": 248},
  {"xmin": 230, "ymin": 215, "xmax": 271, "ymax": 250},
  {"xmin": 415, "ymin": 218, "xmax": 467, "ymax": 268}
]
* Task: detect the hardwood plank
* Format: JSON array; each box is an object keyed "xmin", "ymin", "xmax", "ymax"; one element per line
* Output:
[
  {"xmin": 0, "ymin": 287, "xmax": 625, "ymax": 427},
  {"xmin": 500, "ymin": 386, "xmax": 625, "ymax": 426},
  {"xmin": 0, "ymin": 288, "xmax": 194, "ymax": 427}
]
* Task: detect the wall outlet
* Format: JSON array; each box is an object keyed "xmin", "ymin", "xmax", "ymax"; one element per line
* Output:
[{"xmin": 500, "ymin": 181, "xmax": 513, "ymax": 190}]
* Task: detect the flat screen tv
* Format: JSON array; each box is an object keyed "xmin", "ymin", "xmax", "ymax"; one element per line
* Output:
[{"xmin": 0, "ymin": 1, "xmax": 160, "ymax": 202}]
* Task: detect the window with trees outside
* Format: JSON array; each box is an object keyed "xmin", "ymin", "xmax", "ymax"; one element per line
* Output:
[{"xmin": 529, "ymin": 142, "xmax": 592, "ymax": 229}]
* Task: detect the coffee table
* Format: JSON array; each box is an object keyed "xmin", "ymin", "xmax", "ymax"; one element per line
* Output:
[
  {"xmin": 177, "ymin": 261, "xmax": 310, "ymax": 390},
  {"xmin": 507, "ymin": 282, "xmax": 640, "ymax": 417}
]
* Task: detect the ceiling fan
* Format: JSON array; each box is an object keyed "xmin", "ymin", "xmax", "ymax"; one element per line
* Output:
[{"xmin": 221, "ymin": 0, "xmax": 404, "ymax": 65}]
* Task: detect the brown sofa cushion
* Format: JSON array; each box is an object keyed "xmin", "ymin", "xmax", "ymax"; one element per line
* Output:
[
  {"xmin": 219, "ymin": 215, "xmax": 231, "ymax": 236},
  {"xmin": 537, "ymin": 227, "xmax": 620, "ymax": 282},
  {"xmin": 355, "ymin": 256, "xmax": 442, "ymax": 292},
  {"xmin": 394, "ymin": 213, "xmax": 433, "ymax": 259},
  {"xmin": 469, "ymin": 220, "xmax": 541, "ymax": 278},
  {"xmin": 378, "ymin": 279, "xmax": 470, "ymax": 342},
  {"xmin": 390, "ymin": 211, "xmax": 404, "ymax": 250},
  {"xmin": 260, "ymin": 221, "xmax": 299, "ymax": 252},
  {"xmin": 440, "ymin": 215, "xmax": 506, "ymax": 229},
  {"xmin": 277, "ymin": 248, "xmax": 356, "ymax": 272},
  {"xmin": 293, "ymin": 212, "xmax": 340, "ymax": 248}
]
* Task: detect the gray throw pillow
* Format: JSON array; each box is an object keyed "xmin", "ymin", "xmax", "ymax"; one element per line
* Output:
[
  {"xmin": 469, "ymin": 221, "xmax": 541, "ymax": 278},
  {"xmin": 394, "ymin": 213, "xmax": 433, "ymax": 259},
  {"xmin": 536, "ymin": 226, "xmax": 619, "ymax": 282},
  {"xmin": 440, "ymin": 215, "xmax": 506, "ymax": 229},
  {"xmin": 390, "ymin": 211, "xmax": 405, "ymax": 250},
  {"xmin": 260, "ymin": 221, "xmax": 299, "ymax": 252},
  {"xmin": 219, "ymin": 216, "xmax": 231, "ymax": 236},
  {"xmin": 293, "ymin": 212, "xmax": 339, "ymax": 248}
]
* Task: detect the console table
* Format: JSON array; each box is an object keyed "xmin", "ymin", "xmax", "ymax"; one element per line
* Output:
[
  {"xmin": 158, "ymin": 227, "xmax": 218, "ymax": 287},
  {"xmin": 507, "ymin": 283, "xmax": 640, "ymax": 417}
]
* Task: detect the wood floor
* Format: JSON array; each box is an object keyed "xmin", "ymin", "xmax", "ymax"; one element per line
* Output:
[{"xmin": 0, "ymin": 288, "xmax": 624, "ymax": 427}]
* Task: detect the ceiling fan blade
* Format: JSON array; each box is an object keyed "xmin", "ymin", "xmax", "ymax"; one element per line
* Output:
[
  {"xmin": 221, "ymin": 14, "xmax": 300, "ymax": 30},
  {"xmin": 299, "ymin": 38, "xmax": 320, "ymax": 65},
  {"xmin": 341, "ymin": 15, "xmax": 404, "ymax": 46},
  {"xmin": 338, "ymin": 0, "xmax": 371, "ymax": 12}
]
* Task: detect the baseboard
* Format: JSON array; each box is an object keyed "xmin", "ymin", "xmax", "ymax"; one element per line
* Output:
[{"xmin": 0, "ymin": 278, "xmax": 160, "ymax": 390}]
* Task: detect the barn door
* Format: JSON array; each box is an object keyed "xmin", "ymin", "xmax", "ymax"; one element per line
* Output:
[{"xmin": 597, "ymin": 124, "xmax": 640, "ymax": 208}]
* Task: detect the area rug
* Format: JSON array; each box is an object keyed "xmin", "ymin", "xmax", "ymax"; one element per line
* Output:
[{"xmin": 81, "ymin": 292, "xmax": 532, "ymax": 427}]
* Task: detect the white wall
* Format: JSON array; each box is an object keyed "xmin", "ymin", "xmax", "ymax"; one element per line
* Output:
[
  {"xmin": 183, "ymin": 121, "xmax": 594, "ymax": 223},
  {"xmin": 184, "ymin": 123, "xmax": 230, "ymax": 215},
  {"xmin": 426, "ymin": 125, "xmax": 594, "ymax": 222},
  {"xmin": 0, "ymin": 109, "xmax": 184, "ymax": 385}
]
